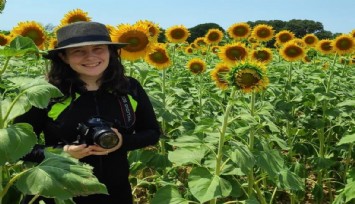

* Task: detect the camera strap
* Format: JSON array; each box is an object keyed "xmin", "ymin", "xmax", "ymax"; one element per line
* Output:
[{"xmin": 117, "ymin": 95, "xmax": 136, "ymax": 128}]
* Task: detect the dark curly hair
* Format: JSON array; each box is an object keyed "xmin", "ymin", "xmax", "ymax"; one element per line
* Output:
[{"xmin": 46, "ymin": 45, "xmax": 129, "ymax": 98}]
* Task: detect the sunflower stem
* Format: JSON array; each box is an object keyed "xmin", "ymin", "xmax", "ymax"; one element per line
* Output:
[
  {"xmin": 0, "ymin": 56, "xmax": 11, "ymax": 78},
  {"xmin": 247, "ymin": 92, "xmax": 256, "ymax": 197},
  {"xmin": 198, "ymin": 74, "xmax": 203, "ymax": 116},
  {"xmin": 215, "ymin": 87, "xmax": 236, "ymax": 176},
  {"xmin": 160, "ymin": 68, "xmax": 167, "ymax": 155}
]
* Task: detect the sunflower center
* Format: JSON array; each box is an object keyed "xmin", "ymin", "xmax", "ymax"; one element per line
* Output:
[
  {"xmin": 257, "ymin": 29, "xmax": 271, "ymax": 38},
  {"xmin": 171, "ymin": 29, "xmax": 186, "ymax": 39},
  {"xmin": 280, "ymin": 34, "xmax": 292, "ymax": 42},
  {"xmin": 150, "ymin": 51, "xmax": 169, "ymax": 63},
  {"xmin": 122, "ymin": 31, "xmax": 149, "ymax": 52},
  {"xmin": 321, "ymin": 42, "xmax": 332, "ymax": 51},
  {"xmin": 336, "ymin": 39, "xmax": 352, "ymax": 50},
  {"xmin": 208, "ymin": 32, "xmax": 220, "ymax": 41},
  {"xmin": 190, "ymin": 63, "xmax": 204, "ymax": 74},
  {"xmin": 305, "ymin": 37, "xmax": 316, "ymax": 44},
  {"xmin": 254, "ymin": 51, "xmax": 270, "ymax": 61},
  {"xmin": 285, "ymin": 46, "xmax": 303, "ymax": 57},
  {"xmin": 236, "ymin": 72, "xmax": 260, "ymax": 88},
  {"xmin": 234, "ymin": 27, "xmax": 248, "ymax": 36},
  {"xmin": 227, "ymin": 47, "xmax": 247, "ymax": 61}
]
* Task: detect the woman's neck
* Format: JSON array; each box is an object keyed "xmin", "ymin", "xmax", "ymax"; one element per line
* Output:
[{"xmin": 80, "ymin": 76, "xmax": 100, "ymax": 91}]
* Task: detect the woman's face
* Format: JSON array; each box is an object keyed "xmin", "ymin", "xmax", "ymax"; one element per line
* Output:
[{"xmin": 59, "ymin": 44, "xmax": 110, "ymax": 82}]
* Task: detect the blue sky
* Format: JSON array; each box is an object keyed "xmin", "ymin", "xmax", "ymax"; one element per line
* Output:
[{"xmin": 1, "ymin": 0, "xmax": 354, "ymax": 34}]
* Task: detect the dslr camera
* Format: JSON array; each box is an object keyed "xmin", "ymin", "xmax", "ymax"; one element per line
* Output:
[{"xmin": 77, "ymin": 117, "xmax": 119, "ymax": 149}]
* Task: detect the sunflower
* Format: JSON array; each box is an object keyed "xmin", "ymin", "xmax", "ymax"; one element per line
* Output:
[
  {"xmin": 0, "ymin": 33, "xmax": 9, "ymax": 46},
  {"xmin": 185, "ymin": 46, "xmax": 194, "ymax": 54},
  {"xmin": 250, "ymin": 48, "xmax": 273, "ymax": 64},
  {"xmin": 193, "ymin": 37, "xmax": 207, "ymax": 48},
  {"xmin": 205, "ymin": 28, "xmax": 224, "ymax": 44},
  {"xmin": 187, "ymin": 58, "xmax": 206, "ymax": 74},
  {"xmin": 60, "ymin": 9, "xmax": 91, "ymax": 26},
  {"xmin": 290, "ymin": 38, "xmax": 306, "ymax": 48},
  {"xmin": 227, "ymin": 22, "xmax": 251, "ymax": 40},
  {"xmin": 47, "ymin": 37, "xmax": 57, "ymax": 50},
  {"xmin": 211, "ymin": 45, "xmax": 220, "ymax": 54},
  {"xmin": 11, "ymin": 21, "xmax": 46, "ymax": 49},
  {"xmin": 279, "ymin": 41, "xmax": 306, "ymax": 61},
  {"xmin": 350, "ymin": 29, "xmax": 355, "ymax": 38},
  {"xmin": 228, "ymin": 61, "xmax": 269, "ymax": 93},
  {"xmin": 165, "ymin": 25, "xmax": 190, "ymax": 43},
  {"xmin": 331, "ymin": 34, "xmax": 355, "ymax": 55},
  {"xmin": 251, "ymin": 24, "xmax": 274, "ymax": 42},
  {"xmin": 144, "ymin": 43, "xmax": 171, "ymax": 70},
  {"xmin": 218, "ymin": 42, "xmax": 249, "ymax": 65},
  {"xmin": 112, "ymin": 23, "xmax": 152, "ymax": 61},
  {"xmin": 302, "ymin": 34, "xmax": 318, "ymax": 47},
  {"xmin": 105, "ymin": 24, "xmax": 116, "ymax": 35},
  {"xmin": 210, "ymin": 63, "xmax": 231, "ymax": 90},
  {"xmin": 316, "ymin": 39, "xmax": 333, "ymax": 55},
  {"xmin": 350, "ymin": 56, "xmax": 355, "ymax": 65},
  {"xmin": 135, "ymin": 20, "xmax": 161, "ymax": 42},
  {"xmin": 302, "ymin": 55, "xmax": 312, "ymax": 63},
  {"xmin": 275, "ymin": 30, "xmax": 295, "ymax": 45}
]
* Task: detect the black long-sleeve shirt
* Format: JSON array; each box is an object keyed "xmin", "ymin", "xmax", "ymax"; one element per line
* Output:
[{"xmin": 15, "ymin": 77, "xmax": 160, "ymax": 204}]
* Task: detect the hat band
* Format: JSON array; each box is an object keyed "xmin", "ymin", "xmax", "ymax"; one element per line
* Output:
[{"xmin": 57, "ymin": 35, "xmax": 112, "ymax": 48}]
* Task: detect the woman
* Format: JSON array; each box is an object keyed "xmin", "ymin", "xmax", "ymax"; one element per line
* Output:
[{"xmin": 16, "ymin": 21, "xmax": 161, "ymax": 203}]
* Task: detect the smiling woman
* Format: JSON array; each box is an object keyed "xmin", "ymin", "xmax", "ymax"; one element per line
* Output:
[{"xmin": 14, "ymin": 21, "xmax": 161, "ymax": 204}]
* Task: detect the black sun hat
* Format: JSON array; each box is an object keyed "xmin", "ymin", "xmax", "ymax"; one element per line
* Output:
[{"xmin": 44, "ymin": 21, "xmax": 128, "ymax": 59}]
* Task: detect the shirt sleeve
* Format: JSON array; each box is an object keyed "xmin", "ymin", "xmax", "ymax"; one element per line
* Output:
[{"xmin": 120, "ymin": 78, "xmax": 161, "ymax": 151}]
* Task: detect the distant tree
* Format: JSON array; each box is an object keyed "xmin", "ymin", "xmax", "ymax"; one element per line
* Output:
[
  {"xmin": 315, "ymin": 30, "xmax": 335, "ymax": 40},
  {"xmin": 284, "ymin": 19, "xmax": 324, "ymax": 38},
  {"xmin": 187, "ymin": 23, "xmax": 225, "ymax": 43}
]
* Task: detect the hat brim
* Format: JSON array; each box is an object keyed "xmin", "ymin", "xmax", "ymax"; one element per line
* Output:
[{"xmin": 43, "ymin": 41, "xmax": 129, "ymax": 59}]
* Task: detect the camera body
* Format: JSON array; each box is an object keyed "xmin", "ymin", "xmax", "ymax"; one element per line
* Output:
[{"xmin": 77, "ymin": 117, "xmax": 119, "ymax": 149}]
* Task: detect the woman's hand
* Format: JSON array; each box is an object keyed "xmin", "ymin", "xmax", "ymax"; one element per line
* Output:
[
  {"xmin": 63, "ymin": 144, "xmax": 92, "ymax": 159},
  {"xmin": 63, "ymin": 128, "xmax": 123, "ymax": 158}
]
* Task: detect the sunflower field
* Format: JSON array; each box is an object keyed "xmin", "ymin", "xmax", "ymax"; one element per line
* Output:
[{"xmin": 1, "ymin": 8, "xmax": 355, "ymax": 204}]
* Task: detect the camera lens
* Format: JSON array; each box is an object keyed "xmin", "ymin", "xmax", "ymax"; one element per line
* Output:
[{"xmin": 95, "ymin": 131, "xmax": 119, "ymax": 149}]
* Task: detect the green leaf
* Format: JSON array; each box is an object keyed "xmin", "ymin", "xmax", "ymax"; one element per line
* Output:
[
  {"xmin": 0, "ymin": 36, "xmax": 39, "ymax": 57},
  {"xmin": 150, "ymin": 185, "xmax": 189, "ymax": 204},
  {"xmin": 0, "ymin": 123, "xmax": 37, "ymax": 165},
  {"xmin": 1, "ymin": 96, "xmax": 31, "ymax": 124},
  {"xmin": 9, "ymin": 77, "xmax": 63, "ymax": 108},
  {"xmin": 336, "ymin": 100, "xmax": 355, "ymax": 107},
  {"xmin": 337, "ymin": 133, "xmax": 355, "ymax": 145},
  {"xmin": 188, "ymin": 167, "xmax": 232, "ymax": 203},
  {"xmin": 16, "ymin": 151, "xmax": 107, "ymax": 199},
  {"xmin": 277, "ymin": 169, "xmax": 304, "ymax": 191},
  {"xmin": 229, "ymin": 142, "xmax": 255, "ymax": 174},
  {"xmin": 168, "ymin": 148, "xmax": 206, "ymax": 166},
  {"xmin": 333, "ymin": 180, "xmax": 355, "ymax": 204},
  {"xmin": 256, "ymin": 150, "xmax": 284, "ymax": 178}
]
